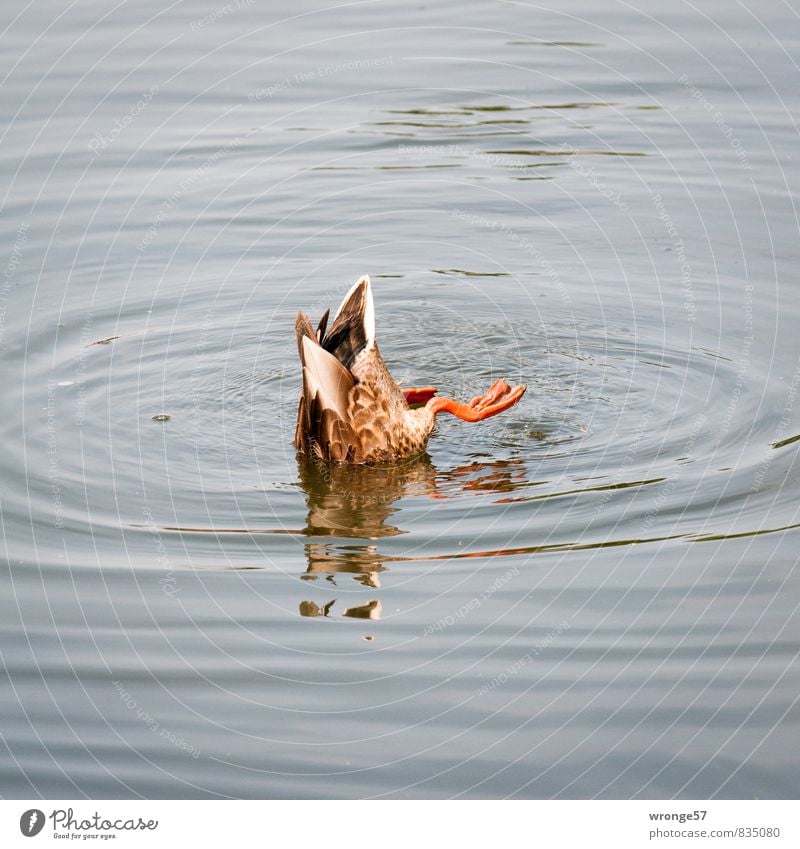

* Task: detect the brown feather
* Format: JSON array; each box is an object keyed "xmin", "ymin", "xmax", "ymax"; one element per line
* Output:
[
  {"xmin": 321, "ymin": 278, "xmax": 370, "ymax": 368},
  {"xmin": 293, "ymin": 312, "xmax": 316, "ymax": 451},
  {"xmin": 316, "ymin": 308, "xmax": 330, "ymax": 342},
  {"xmin": 295, "ymin": 317, "xmax": 358, "ymax": 461},
  {"xmin": 294, "ymin": 395, "xmax": 308, "ymax": 451}
]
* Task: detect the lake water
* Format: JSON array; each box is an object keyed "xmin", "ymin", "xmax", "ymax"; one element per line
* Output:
[{"xmin": 2, "ymin": 0, "xmax": 799, "ymax": 799}]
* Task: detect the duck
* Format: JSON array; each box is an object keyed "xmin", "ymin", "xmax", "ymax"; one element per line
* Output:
[{"xmin": 294, "ymin": 275, "xmax": 526, "ymax": 463}]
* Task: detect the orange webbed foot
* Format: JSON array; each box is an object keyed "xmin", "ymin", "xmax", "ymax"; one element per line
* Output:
[{"xmin": 428, "ymin": 380, "xmax": 526, "ymax": 422}]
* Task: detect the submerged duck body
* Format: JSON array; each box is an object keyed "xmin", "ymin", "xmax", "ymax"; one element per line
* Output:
[{"xmin": 294, "ymin": 276, "xmax": 526, "ymax": 464}]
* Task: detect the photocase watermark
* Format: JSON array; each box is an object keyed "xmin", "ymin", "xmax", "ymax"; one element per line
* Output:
[
  {"xmin": 190, "ymin": 307, "xmax": 216, "ymax": 438},
  {"xmin": 141, "ymin": 505, "xmax": 178, "ymax": 595},
  {"xmin": 641, "ymin": 411, "xmax": 708, "ymax": 531},
  {"xmin": 478, "ymin": 620, "xmax": 570, "ymax": 695},
  {"xmin": 591, "ymin": 406, "xmax": 653, "ymax": 520},
  {"xmin": 652, "ymin": 193, "xmax": 695, "ymax": 323},
  {"xmin": 46, "ymin": 380, "xmax": 65, "ymax": 529},
  {"xmin": 248, "ymin": 56, "xmax": 393, "ymax": 103},
  {"xmin": 74, "ymin": 312, "xmax": 94, "ymax": 426},
  {"xmin": 0, "ymin": 220, "xmax": 29, "ymax": 348},
  {"xmin": 398, "ymin": 142, "xmax": 533, "ymax": 173},
  {"xmin": 679, "ymin": 74, "xmax": 751, "ymax": 170},
  {"xmin": 114, "ymin": 681, "xmax": 200, "ymax": 758},
  {"xmin": 138, "ymin": 129, "xmax": 257, "ymax": 251},
  {"xmin": 452, "ymin": 208, "xmax": 572, "ymax": 307},
  {"xmin": 400, "ymin": 141, "xmax": 632, "ymax": 213},
  {"xmin": 719, "ymin": 283, "xmax": 754, "ymax": 439},
  {"xmin": 190, "ymin": 0, "xmax": 255, "ymax": 30},
  {"xmin": 423, "ymin": 566, "xmax": 520, "ymax": 635},
  {"xmin": 561, "ymin": 143, "xmax": 630, "ymax": 211},
  {"xmin": 22, "ymin": 807, "xmax": 159, "ymax": 836},
  {"xmin": 88, "ymin": 85, "xmax": 159, "ymax": 155}
]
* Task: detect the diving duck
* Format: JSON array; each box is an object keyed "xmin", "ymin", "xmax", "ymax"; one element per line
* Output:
[{"xmin": 294, "ymin": 276, "xmax": 526, "ymax": 463}]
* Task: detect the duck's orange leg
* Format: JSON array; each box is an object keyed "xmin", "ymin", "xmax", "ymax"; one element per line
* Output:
[
  {"xmin": 427, "ymin": 380, "xmax": 526, "ymax": 422},
  {"xmin": 403, "ymin": 386, "xmax": 438, "ymax": 405}
]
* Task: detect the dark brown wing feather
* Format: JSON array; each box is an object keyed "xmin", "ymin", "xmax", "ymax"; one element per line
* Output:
[
  {"xmin": 316, "ymin": 308, "xmax": 330, "ymax": 342},
  {"xmin": 320, "ymin": 279, "xmax": 370, "ymax": 368},
  {"xmin": 294, "ymin": 393, "xmax": 308, "ymax": 452}
]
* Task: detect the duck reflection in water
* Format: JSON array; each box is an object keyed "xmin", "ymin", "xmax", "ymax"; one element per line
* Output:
[{"xmin": 295, "ymin": 452, "xmax": 528, "ymax": 620}]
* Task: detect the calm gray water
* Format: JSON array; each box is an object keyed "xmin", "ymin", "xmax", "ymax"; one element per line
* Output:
[{"xmin": 2, "ymin": 0, "xmax": 799, "ymax": 799}]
